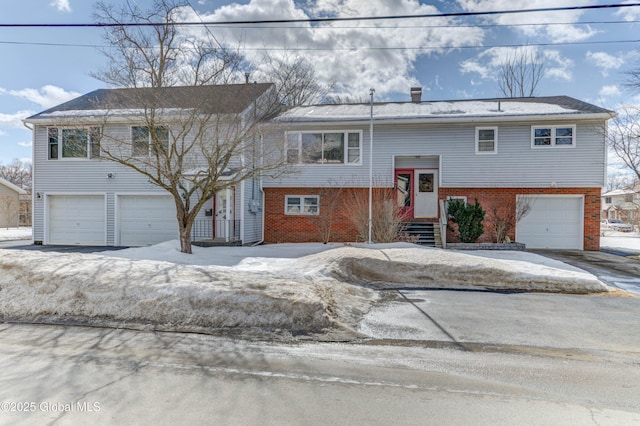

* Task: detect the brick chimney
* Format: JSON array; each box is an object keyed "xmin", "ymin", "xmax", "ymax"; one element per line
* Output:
[{"xmin": 410, "ymin": 87, "xmax": 422, "ymax": 103}]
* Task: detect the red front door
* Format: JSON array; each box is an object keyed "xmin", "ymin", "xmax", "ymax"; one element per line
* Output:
[{"xmin": 395, "ymin": 169, "xmax": 413, "ymax": 219}]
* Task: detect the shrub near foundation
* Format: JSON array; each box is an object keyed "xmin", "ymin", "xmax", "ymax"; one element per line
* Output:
[{"xmin": 447, "ymin": 198, "xmax": 485, "ymax": 243}]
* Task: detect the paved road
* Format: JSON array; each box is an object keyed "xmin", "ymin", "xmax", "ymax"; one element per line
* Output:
[{"xmin": 0, "ymin": 323, "xmax": 639, "ymax": 425}]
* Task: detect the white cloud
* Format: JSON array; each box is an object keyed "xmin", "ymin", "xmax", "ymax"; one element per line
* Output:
[
  {"xmin": 615, "ymin": 0, "xmax": 640, "ymax": 21},
  {"xmin": 543, "ymin": 50, "xmax": 573, "ymax": 81},
  {"xmin": 599, "ymin": 85, "xmax": 621, "ymax": 97},
  {"xmin": 0, "ymin": 111, "xmax": 35, "ymax": 129},
  {"xmin": 585, "ymin": 51, "xmax": 625, "ymax": 77},
  {"xmin": 17, "ymin": 141, "xmax": 32, "ymax": 148},
  {"xmin": 458, "ymin": 0, "xmax": 599, "ymax": 43},
  {"xmin": 50, "ymin": 0, "xmax": 71, "ymax": 13},
  {"xmin": 18, "ymin": 157, "xmax": 32, "ymax": 165},
  {"xmin": 6, "ymin": 85, "xmax": 80, "ymax": 109},
  {"xmin": 459, "ymin": 59, "xmax": 491, "ymax": 79},
  {"xmin": 175, "ymin": 0, "xmax": 485, "ymax": 99}
]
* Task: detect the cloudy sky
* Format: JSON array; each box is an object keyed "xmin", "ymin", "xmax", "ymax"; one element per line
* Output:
[{"xmin": 1, "ymin": 0, "xmax": 639, "ymax": 166}]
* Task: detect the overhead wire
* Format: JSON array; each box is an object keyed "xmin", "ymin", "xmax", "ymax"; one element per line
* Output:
[
  {"xmin": 0, "ymin": 3, "xmax": 638, "ymax": 52},
  {"xmin": 0, "ymin": 2, "xmax": 638, "ymax": 28}
]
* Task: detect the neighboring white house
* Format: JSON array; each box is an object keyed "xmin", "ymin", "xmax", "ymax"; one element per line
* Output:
[
  {"xmin": 25, "ymin": 85, "xmax": 615, "ymax": 250},
  {"xmin": 602, "ymin": 184, "xmax": 640, "ymax": 229},
  {"xmin": 0, "ymin": 177, "xmax": 27, "ymax": 228}
]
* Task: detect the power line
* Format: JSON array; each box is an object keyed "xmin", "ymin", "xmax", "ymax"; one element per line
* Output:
[
  {"xmin": 0, "ymin": 3, "xmax": 638, "ymax": 28},
  {"xmin": 1, "ymin": 37, "xmax": 638, "ymax": 51}
]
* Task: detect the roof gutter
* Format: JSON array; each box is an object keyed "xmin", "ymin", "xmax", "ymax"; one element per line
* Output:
[{"xmin": 271, "ymin": 112, "xmax": 616, "ymax": 127}]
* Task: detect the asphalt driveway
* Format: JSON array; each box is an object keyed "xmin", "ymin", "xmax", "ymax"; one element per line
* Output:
[
  {"xmin": 0, "ymin": 240, "xmax": 128, "ymax": 253},
  {"xmin": 531, "ymin": 249, "xmax": 640, "ymax": 295}
]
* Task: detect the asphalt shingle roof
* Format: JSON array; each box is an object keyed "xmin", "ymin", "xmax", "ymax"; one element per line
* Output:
[{"xmin": 27, "ymin": 83, "xmax": 274, "ymax": 120}]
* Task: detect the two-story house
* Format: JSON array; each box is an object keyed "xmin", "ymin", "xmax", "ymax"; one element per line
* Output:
[
  {"xmin": 25, "ymin": 85, "xmax": 614, "ymax": 250},
  {"xmin": 24, "ymin": 83, "xmax": 276, "ymax": 247},
  {"xmin": 265, "ymin": 90, "xmax": 613, "ymax": 250}
]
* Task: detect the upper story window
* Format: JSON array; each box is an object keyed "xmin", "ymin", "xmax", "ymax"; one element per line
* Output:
[
  {"xmin": 605, "ymin": 197, "xmax": 612, "ymax": 204},
  {"xmin": 286, "ymin": 131, "xmax": 361, "ymax": 165},
  {"xmin": 476, "ymin": 127, "xmax": 497, "ymax": 154},
  {"xmin": 48, "ymin": 127, "xmax": 101, "ymax": 160},
  {"xmin": 132, "ymin": 126, "xmax": 169, "ymax": 157},
  {"xmin": 531, "ymin": 125, "xmax": 575, "ymax": 148}
]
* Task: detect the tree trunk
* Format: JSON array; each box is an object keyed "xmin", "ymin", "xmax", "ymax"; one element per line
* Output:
[{"xmin": 179, "ymin": 221, "xmax": 193, "ymax": 254}]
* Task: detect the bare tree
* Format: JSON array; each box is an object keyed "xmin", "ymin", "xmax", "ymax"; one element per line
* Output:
[
  {"xmin": 485, "ymin": 196, "xmax": 533, "ymax": 243},
  {"xmin": 346, "ymin": 187, "xmax": 405, "ymax": 243},
  {"xmin": 91, "ymin": 0, "xmax": 289, "ymax": 253},
  {"xmin": 607, "ymin": 105, "xmax": 640, "ymax": 184},
  {"xmin": 623, "ymin": 55, "xmax": 640, "ymax": 92},
  {"xmin": 0, "ymin": 195, "xmax": 19, "ymax": 229},
  {"xmin": 256, "ymin": 51, "xmax": 334, "ymax": 106},
  {"xmin": 93, "ymin": 0, "xmax": 241, "ymax": 88},
  {"xmin": 0, "ymin": 159, "xmax": 32, "ymax": 191},
  {"xmin": 498, "ymin": 49, "xmax": 545, "ymax": 98},
  {"xmin": 606, "ymin": 171, "xmax": 637, "ymax": 192},
  {"xmin": 306, "ymin": 180, "xmax": 345, "ymax": 244}
]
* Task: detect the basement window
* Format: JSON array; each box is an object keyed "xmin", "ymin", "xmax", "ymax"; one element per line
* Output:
[{"xmin": 285, "ymin": 195, "xmax": 319, "ymax": 215}]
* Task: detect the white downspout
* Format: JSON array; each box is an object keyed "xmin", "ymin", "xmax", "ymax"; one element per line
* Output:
[{"xmin": 23, "ymin": 121, "xmax": 35, "ymax": 243}]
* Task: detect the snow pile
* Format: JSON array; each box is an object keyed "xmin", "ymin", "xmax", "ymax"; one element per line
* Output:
[
  {"xmin": 0, "ymin": 227, "xmax": 32, "ymax": 241},
  {"xmin": 0, "ymin": 242, "xmax": 612, "ymax": 339},
  {"xmin": 291, "ymin": 246, "xmax": 610, "ymax": 293},
  {"xmin": 0, "ymin": 250, "xmax": 373, "ymax": 337}
]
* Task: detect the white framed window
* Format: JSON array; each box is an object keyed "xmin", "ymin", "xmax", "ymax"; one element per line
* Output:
[
  {"xmin": 476, "ymin": 127, "xmax": 497, "ymax": 154},
  {"xmin": 285, "ymin": 131, "xmax": 362, "ymax": 165},
  {"xmin": 285, "ymin": 195, "xmax": 319, "ymax": 215},
  {"xmin": 447, "ymin": 196, "xmax": 468, "ymax": 203},
  {"xmin": 132, "ymin": 126, "xmax": 169, "ymax": 157},
  {"xmin": 47, "ymin": 127, "xmax": 102, "ymax": 160},
  {"xmin": 531, "ymin": 125, "xmax": 576, "ymax": 148}
]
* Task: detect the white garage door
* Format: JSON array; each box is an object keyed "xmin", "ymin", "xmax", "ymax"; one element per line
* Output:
[
  {"xmin": 118, "ymin": 195, "xmax": 177, "ymax": 246},
  {"xmin": 516, "ymin": 196, "xmax": 583, "ymax": 249},
  {"xmin": 48, "ymin": 195, "xmax": 105, "ymax": 245}
]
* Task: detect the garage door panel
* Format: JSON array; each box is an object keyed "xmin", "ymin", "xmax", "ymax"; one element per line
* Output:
[
  {"xmin": 119, "ymin": 195, "xmax": 178, "ymax": 246},
  {"xmin": 48, "ymin": 195, "xmax": 105, "ymax": 245},
  {"xmin": 516, "ymin": 197, "xmax": 582, "ymax": 249}
]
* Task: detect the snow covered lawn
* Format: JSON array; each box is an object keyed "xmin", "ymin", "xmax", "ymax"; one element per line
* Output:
[
  {"xmin": 601, "ymin": 232, "xmax": 640, "ymax": 254},
  {"xmin": 0, "ymin": 242, "xmax": 612, "ymax": 339},
  {"xmin": 0, "ymin": 227, "xmax": 31, "ymax": 241}
]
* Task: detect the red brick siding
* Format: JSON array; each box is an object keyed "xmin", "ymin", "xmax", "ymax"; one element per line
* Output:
[
  {"xmin": 264, "ymin": 187, "xmax": 601, "ymax": 250},
  {"xmin": 440, "ymin": 187, "xmax": 601, "ymax": 251},
  {"xmin": 264, "ymin": 188, "xmax": 365, "ymax": 243}
]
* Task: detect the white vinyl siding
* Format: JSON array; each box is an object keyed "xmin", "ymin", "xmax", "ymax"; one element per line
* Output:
[{"xmin": 264, "ymin": 121, "xmax": 605, "ymax": 189}]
